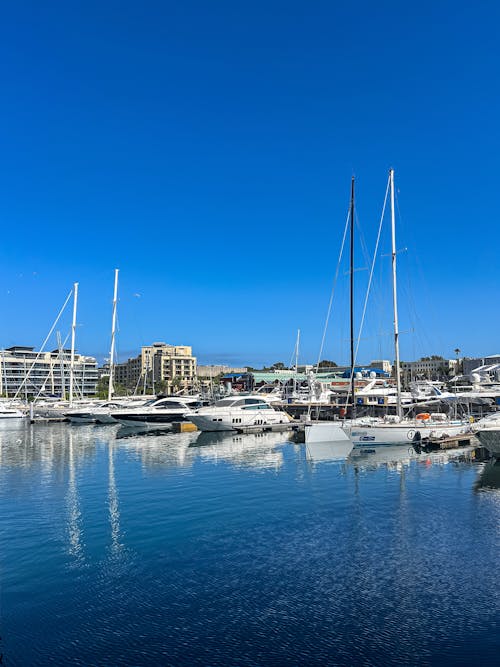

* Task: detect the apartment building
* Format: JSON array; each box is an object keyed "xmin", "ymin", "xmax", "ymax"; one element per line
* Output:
[
  {"xmin": 0, "ymin": 345, "xmax": 98, "ymax": 398},
  {"xmin": 114, "ymin": 342, "xmax": 197, "ymax": 393}
]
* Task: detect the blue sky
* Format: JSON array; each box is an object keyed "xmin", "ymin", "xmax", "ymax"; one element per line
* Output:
[{"xmin": 0, "ymin": 1, "xmax": 498, "ymax": 367}]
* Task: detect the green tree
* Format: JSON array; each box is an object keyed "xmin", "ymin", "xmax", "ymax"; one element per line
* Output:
[
  {"xmin": 271, "ymin": 362, "xmax": 286, "ymax": 370},
  {"xmin": 95, "ymin": 376, "xmax": 128, "ymax": 398},
  {"xmin": 318, "ymin": 360, "xmax": 338, "ymax": 368}
]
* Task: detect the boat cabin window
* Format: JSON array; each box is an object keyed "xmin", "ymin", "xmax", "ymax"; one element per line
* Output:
[
  {"xmin": 241, "ymin": 403, "xmax": 270, "ymax": 410},
  {"xmin": 214, "ymin": 398, "xmax": 240, "ymax": 407},
  {"xmin": 156, "ymin": 401, "xmax": 186, "ymax": 409}
]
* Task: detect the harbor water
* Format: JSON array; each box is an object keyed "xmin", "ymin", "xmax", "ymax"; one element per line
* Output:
[{"xmin": 0, "ymin": 422, "xmax": 498, "ymax": 665}]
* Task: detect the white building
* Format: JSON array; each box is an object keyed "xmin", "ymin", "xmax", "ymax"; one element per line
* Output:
[{"xmin": 0, "ymin": 346, "xmax": 98, "ymax": 398}]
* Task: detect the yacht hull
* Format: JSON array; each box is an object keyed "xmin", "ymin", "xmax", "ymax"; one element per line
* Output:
[
  {"xmin": 189, "ymin": 411, "xmax": 290, "ymax": 433},
  {"xmin": 304, "ymin": 422, "xmax": 350, "ymax": 444},
  {"xmin": 475, "ymin": 429, "xmax": 500, "ymax": 457},
  {"xmin": 347, "ymin": 422, "xmax": 469, "ymax": 446}
]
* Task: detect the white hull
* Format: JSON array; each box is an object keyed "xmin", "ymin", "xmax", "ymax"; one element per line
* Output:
[
  {"xmin": 475, "ymin": 429, "xmax": 500, "ymax": 457},
  {"xmin": 189, "ymin": 410, "xmax": 290, "ymax": 433},
  {"xmin": 347, "ymin": 421, "xmax": 469, "ymax": 446},
  {"xmin": 0, "ymin": 410, "xmax": 26, "ymax": 419},
  {"xmin": 304, "ymin": 422, "xmax": 350, "ymax": 444}
]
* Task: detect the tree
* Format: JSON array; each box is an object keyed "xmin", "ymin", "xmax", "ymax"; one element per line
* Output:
[
  {"xmin": 171, "ymin": 376, "xmax": 182, "ymax": 390},
  {"xmin": 271, "ymin": 362, "xmax": 286, "ymax": 370},
  {"xmin": 318, "ymin": 360, "xmax": 338, "ymax": 368},
  {"xmin": 94, "ymin": 377, "xmax": 128, "ymax": 398}
]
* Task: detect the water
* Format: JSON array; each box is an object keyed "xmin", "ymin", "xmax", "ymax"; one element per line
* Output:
[{"xmin": 0, "ymin": 422, "xmax": 498, "ymax": 666}]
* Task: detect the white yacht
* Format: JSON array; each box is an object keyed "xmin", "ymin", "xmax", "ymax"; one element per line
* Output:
[
  {"xmin": 186, "ymin": 395, "xmax": 291, "ymax": 432},
  {"xmin": 111, "ymin": 396, "xmax": 204, "ymax": 429},
  {"xmin": 66, "ymin": 399, "xmax": 145, "ymax": 424},
  {"xmin": 0, "ymin": 404, "xmax": 27, "ymax": 419},
  {"xmin": 471, "ymin": 413, "xmax": 500, "ymax": 457}
]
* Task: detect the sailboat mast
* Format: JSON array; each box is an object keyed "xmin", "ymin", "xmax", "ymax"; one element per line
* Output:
[
  {"xmin": 295, "ymin": 329, "xmax": 300, "ymax": 374},
  {"xmin": 69, "ymin": 282, "xmax": 79, "ymax": 406},
  {"xmin": 390, "ymin": 169, "xmax": 402, "ymax": 418},
  {"xmin": 350, "ymin": 177, "xmax": 356, "ymax": 416},
  {"xmin": 108, "ymin": 269, "xmax": 119, "ymax": 401},
  {"xmin": 294, "ymin": 328, "xmax": 300, "ymax": 395}
]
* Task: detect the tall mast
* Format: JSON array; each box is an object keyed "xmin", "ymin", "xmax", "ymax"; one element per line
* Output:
[
  {"xmin": 295, "ymin": 328, "xmax": 300, "ymax": 374},
  {"xmin": 350, "ymin": 176, "xmax": 356, "ymax": 416},
  {"xmin": 108, "ymin": 269, "xmax": 119, "ymax": 401},
  {"xmin": 294, "ymin": 328, "xmax": 300, "ymax": 394},
  {"xmin": 69, "ymin": 282, "xmax": 79, "ymax": 406},
  {"xmin": 390, "ymin": 169, "xmax": 402, "ymax": 418}
]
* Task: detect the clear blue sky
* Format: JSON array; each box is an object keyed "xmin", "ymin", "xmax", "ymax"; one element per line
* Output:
[{"xmin": 1, "ymin": 1, "xmax": 498, "ymax": 367}]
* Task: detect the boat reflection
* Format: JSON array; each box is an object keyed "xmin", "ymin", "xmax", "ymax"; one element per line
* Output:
[
  {"xmin": 190, "ymin": 430, "xmax": 286, "ymax": 470},
  {"xmin": 66, "ymin": 430, "xmax": 84, "ymax": 560},
  {"xmin": 305, "ymin": 440, "xmax": 354, "ymax": 464},
  {"xmin": 348, "ymin": 444, "xmax": 420, "ymax": 470},
  {"xmin": 116, "ymin": 431, "xmax": 199, "ymax": 470},
  {"xmin": 474, "ymin": 459, "xmax": 500, "ymax": 492},
  {"xmin": 347, "ymin": 442, "xmax": 482, "ymax": 473}
]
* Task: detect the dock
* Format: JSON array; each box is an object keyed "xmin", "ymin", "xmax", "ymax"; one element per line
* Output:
[
  {"xmin": 421, "ymin": 433, "xmax": 478, "ymax": 451},
  {"xmin": 172, "ymin": 421, "xmax": 302, "ymax": 434}
]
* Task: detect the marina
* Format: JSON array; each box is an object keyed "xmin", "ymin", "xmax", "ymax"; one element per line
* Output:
[
  {"xmin": 0, "ymin": 421, "xmax": 498, "ymax": 665},
  {"xmin": 2, "ymin": 2, "xmax": 500, "ymax": 664}
]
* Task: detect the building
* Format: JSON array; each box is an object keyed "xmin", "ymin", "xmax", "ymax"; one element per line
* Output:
[
  {"xmin": 463, "ymin": 354, "xmax": 500, "ymax": 377},
  {"xmin": 400, "ymin": 357, "xmax": 457, "ymax": 382},
  {"xmin": 197, "ymin": 365, "xmax": 248, "ymax": 378},
  {"xmin": 0, "ymin": 345, "xmax": 98, "ymax": 398},
  {"xmin": 115, "ymin": 342, "xmax": 197, "ymax": 394},
  {"xmin": 369, "ymin": 360, "xmax": 393, "ymax": 375}
]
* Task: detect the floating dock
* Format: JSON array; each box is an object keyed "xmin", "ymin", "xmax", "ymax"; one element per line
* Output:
[{"xmin": 421, "ymin": 433, "xmax": 478, "ymax": 451}]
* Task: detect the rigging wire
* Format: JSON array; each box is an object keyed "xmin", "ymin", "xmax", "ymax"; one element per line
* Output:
[
  {"xmin": 344, "ymin": 174, "xmax": 391, "ymax": 409},
  {"xmin": 314, "ymin": 207, "xmax": 351, "ymax": 373},
  {"xmin": 14, "ymin": 288, "xmax": 73, "ymax": 400}
]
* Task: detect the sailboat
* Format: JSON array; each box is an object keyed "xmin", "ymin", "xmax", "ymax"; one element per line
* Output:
[
  {"xmin": 344, "ymin": 169, "xmax": 471, "ymax": 447},
  {"xmin": 306, "ymin": 170, "xmax": 471, "ymax": 447}
]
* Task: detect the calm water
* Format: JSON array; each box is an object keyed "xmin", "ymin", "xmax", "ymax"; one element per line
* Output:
[{"xmin": 0, "ymin": 422, "xmax": 498, "ymax": 666}]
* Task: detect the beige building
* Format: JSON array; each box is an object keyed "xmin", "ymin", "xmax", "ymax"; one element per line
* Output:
[
  {"xmin": 115, "ymin": 342, "xmax": 197, "ymax": 393},
  {"xmin": 400, "ymin": 357, "xmax": 457, "ymax": 381}
]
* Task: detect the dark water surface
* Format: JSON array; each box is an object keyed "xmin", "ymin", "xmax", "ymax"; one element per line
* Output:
[{"xmin": 0, "ymin": 422, "xmax": 498, "ymax": 666}]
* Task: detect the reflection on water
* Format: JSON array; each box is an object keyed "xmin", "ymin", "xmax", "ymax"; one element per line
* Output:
[
  {"xmin": 306, "ymin": 440, "xmax": 354, "ymax": 463},
  {"xmin": 475, "ymin": 459, "xmax": 500, "ymax": 492},
  {"xmin": 0, "ymin": 423, "xmax": 498, "ymax": 665},
  {"xmin": 66, "ymin": 431, "xmax": 84, "ymax": 560},
  {"xmin": 191, "ymin": 430, "xmax": 286, "ymax": 470},
  {"xmin": 108, "ymin": 441, "xmax": 123, "ymax": 555}
]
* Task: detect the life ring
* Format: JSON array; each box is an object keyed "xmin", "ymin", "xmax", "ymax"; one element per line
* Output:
[{"xmin": 416, "ymin": 413, "xmax": 430, "ymax": 421}]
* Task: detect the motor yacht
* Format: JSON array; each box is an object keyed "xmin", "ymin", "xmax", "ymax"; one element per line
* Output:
[
  {"xmin": 66, "ymin": 399, "xmax": 146, "ymax": 424},
  {"xmin": 471, "ymin": 413, "xmax": 500, "ymax": 457},
  {"xmin": 0, "ymin": 404, "xmax": 27, "ymax": 419},
  {"xmin": 186, "ymin": 395, "xmax": 291, "ymax": 432},
  {"xmin": 111, "ymin": 396, "xmax": 205, "ymax": 429}
]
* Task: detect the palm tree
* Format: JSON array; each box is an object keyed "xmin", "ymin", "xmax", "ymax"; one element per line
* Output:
[{"xmin": 454, "ymin": 348, "xmax": 461, "ymax": 375}]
